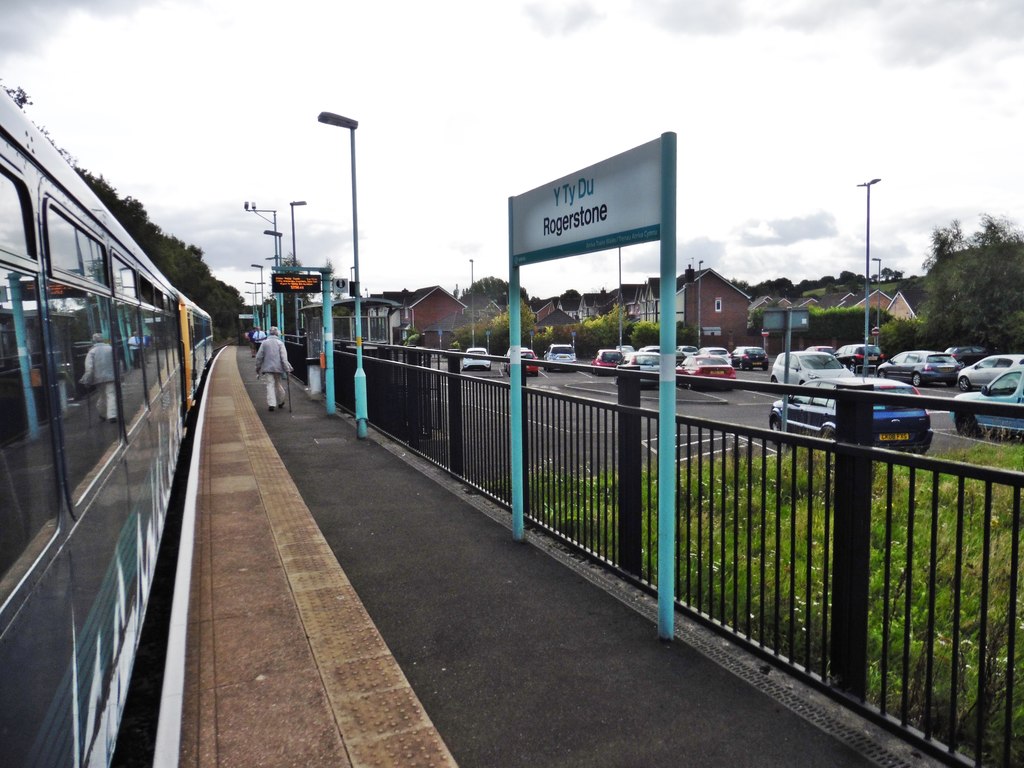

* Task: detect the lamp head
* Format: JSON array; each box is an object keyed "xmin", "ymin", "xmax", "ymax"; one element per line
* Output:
[
  {"xmin": 318, "ymin": 111, "xmax": 358, "ymax": 130},
  {"xmin": 290, "ymin": 200, "xmax": 307, "ymax": 207},
  {"xmin": 244, "ymin": 201, "xmax": 249, "ymax": 211}
]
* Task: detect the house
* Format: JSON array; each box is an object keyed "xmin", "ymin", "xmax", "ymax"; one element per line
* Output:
[
  {"xmin": 675, "ymin": 268, "xmax": 752, "ymax": 349},
  {"xmin": 375, "ymin": 286, "xmax": 465, "ymax": 348}
]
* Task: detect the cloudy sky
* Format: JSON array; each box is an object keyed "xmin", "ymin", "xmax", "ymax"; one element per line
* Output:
[{"xmin": 3, "ymin": 0, "xmax": 1022, "ymax": 303}]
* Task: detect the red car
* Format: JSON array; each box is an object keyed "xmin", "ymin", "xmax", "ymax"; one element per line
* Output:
[
  {"xmin": 676, "ymin": 354, "xmax": 737, "ymax": 388},
  {"xmin": 591, "ymin": 348, "xmax": 625, "ymax": 375},
  {"xmin": 502, "ymin": 348, "xmax": 540, "ymax": 376}
]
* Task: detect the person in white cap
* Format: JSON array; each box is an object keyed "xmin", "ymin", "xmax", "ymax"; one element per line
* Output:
[{"xmin": 254, "ymin": 327, "xmax": 292, "ymax": 411}]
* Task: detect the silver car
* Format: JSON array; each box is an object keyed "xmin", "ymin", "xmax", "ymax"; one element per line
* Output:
[
  {"xmin": 770, "ymin": 351, "xmax": 855, "ymax": 385},
  {"xmin": 956, "ymin": 354, "xmax": 1024, "ymax": 392}
]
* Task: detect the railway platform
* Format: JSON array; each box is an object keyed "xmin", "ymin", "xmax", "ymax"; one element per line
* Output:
[{"xmin": 172, "ymin": 345, "xmax": 938, "ymax": 767}]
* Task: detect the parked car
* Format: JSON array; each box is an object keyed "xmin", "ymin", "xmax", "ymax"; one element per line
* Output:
[
  {"xmin": 544, "ymin": 343, "xmax": 577, "ymax": 371},
  {"xmin": 616, "ymin": 351, "xmax": 660, "ymax": 388},
  {"xmin": 697, "ymin": 346, "xmax": 729, "ymax": 357},
  {"xmin": 461, "ymin": 347, "xmax": 491, "ymax": 371},
  {"xmin": 729, "ymin": 346, "xmax": 768, "ymax": 371},
  {"xmin": 591, "ymin": 348, "xmax": 625, "ymax": 375},
  {"xmin": 945, "ymin": 345, "xmax": 993, "ymax": 367},
  {"xmin": 676, "ymin": 345, "xmax": 698, "ymax": 358},
  {"xmin": 956, "ymin": 354, "xmax": 1024, "ymax": 392},
  {"xmin": 638, "ymin": 345, "xmax": 661, "ymax": 353},
  {"xmin": 770, "ymin": 351, "xmax": 855, "ymax": 385},
  {"xmin": 952, "ymin": 368, "xmax": 1024, "ymax": 437},
  {"xmin": 769, "ymin": 377, "xmax": 932, "ymax": 453},
  {"xmin": 834, "ymin": 344, "xmax": 884, "ymax": 372},
  {"xmin": 805, "ymin": 345, "xmax": 835, "ymax": 356},
  {"xmin": 501, "ymin": 348, "xmax": 539, "ymax": 376},
  {"xmin": 616, "ymin": 344, "xmax": 635, "ymax": 355},
  {"xmin": 877, "ymin": 350, "xmax": 958, "ymax": 387},
  {"xmin": 676, "ymin": 355, "xmax": 736, "ymax": 388}
]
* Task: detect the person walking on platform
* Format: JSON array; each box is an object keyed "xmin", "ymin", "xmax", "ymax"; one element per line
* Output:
[
  {"xmin": 254, "ymin": 326, "xmax": 292, "ymax": 411},
  {"xmin": 250, "ymin": 326, "xmax": 267, "ymax": 357},
  {"xmin": 80, "ymin": 333, "xmax": 118, "ymax": 422}
]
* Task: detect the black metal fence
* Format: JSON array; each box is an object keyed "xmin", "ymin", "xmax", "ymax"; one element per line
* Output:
[{"xmin": 296, "ymin": 340, "xmax": 1024, "ymax": 767}]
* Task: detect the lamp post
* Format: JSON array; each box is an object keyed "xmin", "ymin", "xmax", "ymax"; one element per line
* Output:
[
  {"xmin": 245, "ymin": 282, "xmax": 260, "ymax": 328},
  {"xmin": 244, "ymin": 202, "xmax": 282, "ymax": 330},
  {"xmin": 697, "ymin": 259, "xmax": 704, "ymax": 349},
  {"xmin": 249, "ymin": 263, "xmax": 265, "ymax": 328},
  {"xmin": 318, "ymin": 110, "xmax": 367, "ymax": 439},
  {"xmin": 469, "ymin": 258, "xmax": 475, "ymax": 346},
  {"xmin": 858, "ymin": 178, "xmax": 881, "ymax": 371},
  {"xmin": 263, "ymin": 229, "xmax": 284, "ymax": 330},
  {"xmin": 872, "ymin": 256, "xmax": 882, "ymax": 335},
  {"xmin": 288, "ymin": 201, "xmax": 306, "ymax": 334},
  {"xmin": 617, "ymin": 247, "xmax": 623, "ymax": 349}
]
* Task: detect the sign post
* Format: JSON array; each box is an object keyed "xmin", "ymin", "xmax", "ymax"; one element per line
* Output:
[
  {"xmin": 273, "ymin": 266, "xmax": 334, "ymax": 416},
  {"xmin": 509, "ymin": 133, "xmax": 677, "ymax": 640}
]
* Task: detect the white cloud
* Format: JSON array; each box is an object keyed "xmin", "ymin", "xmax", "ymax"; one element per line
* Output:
[{"xmin": 2, "ymin": 0, "xmax": 1022, "ymax": 304}]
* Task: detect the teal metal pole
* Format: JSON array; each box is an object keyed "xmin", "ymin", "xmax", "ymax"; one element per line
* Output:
[
  {"xmin": 657, "ymin": 132, "xmax": 678, "ymax": 640},
  {"xmin": 349, "ymin": 126, "xmax": 368, "ymax": 439},
  {"xmin": 322, "ymin": 272, "xmax": 335, "ymax": 415},
  {"xmin": 508, "ymin": 199, "xmax": 524, "ymax": 541}
]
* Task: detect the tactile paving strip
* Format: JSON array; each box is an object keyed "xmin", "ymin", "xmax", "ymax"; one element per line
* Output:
[{"xmin": 223, "ymin": 352, "xmax": 458, "ymax": 767}]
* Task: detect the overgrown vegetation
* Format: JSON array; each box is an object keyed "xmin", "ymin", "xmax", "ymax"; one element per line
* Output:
[{"xmin": 528, "ymin": 441, "xmax": 1024, "ymax": 766}]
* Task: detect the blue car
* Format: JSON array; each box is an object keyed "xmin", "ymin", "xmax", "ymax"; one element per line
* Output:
[
  {"xmin": 952, "ymin": 368, "xmax": 1024, "ymax": 437},
  {"xmin": 769, "ymin": 377, "xmax": 932, "ymax": 453}
]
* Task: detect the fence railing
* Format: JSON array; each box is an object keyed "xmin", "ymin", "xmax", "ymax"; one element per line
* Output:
[{"xmin": 293, "ymin": 340, "xmax": 1024, "ymax": 768}]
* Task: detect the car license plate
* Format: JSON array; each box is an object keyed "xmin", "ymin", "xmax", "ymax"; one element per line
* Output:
[{"xmin": 879, "ymin": 432, "xmax": 910, "ymax": 441}]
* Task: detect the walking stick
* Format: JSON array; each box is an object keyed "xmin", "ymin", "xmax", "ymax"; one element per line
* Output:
[{"xmin": 286, "ymin": 371, "xmax": 292, "ymax": 412}]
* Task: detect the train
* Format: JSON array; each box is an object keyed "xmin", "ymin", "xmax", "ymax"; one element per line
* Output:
[{"xmin": 0, "ymin": 90, "xmax": 213, "ymax": 766}]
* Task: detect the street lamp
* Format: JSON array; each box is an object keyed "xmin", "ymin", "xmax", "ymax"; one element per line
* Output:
[
  {"xmin": 263, "ymin": 229, "xmax": 284, "ymax": 330},
  {"xmin": 872, "ymin": 256, "xmax": 882, "ymax": 335},
  {"xmin": 249, "ymin": 264, "xmax": 265, "ymax": 329},
  {"xmin": 289, "ymin": 201, "xmax": 307, "ymax": 334},
  {"xmin": 858, "ymin": 178, "xmax": 881, "ymax": 372},
  {"xmin": 318, "ymin": 110, "xmax": 368, "ymax": 439},
  {"xmin": 469, "ymin": 258, "xmax": 475, "ymax": 346},
  {"xmin": 697, "ymin": 259, "xmax": 704, "ymax": 349},
  {"xmin": 244, "ymin": 202, "xmax": 282, "ymax": 330}
]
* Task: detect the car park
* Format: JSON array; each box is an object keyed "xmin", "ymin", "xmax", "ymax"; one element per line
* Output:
[
  {"xmin": 955, "ymin": 354, "xmax": 1024, "ymax": 391},
  {"xmin": 617, "ymin": 351, "xmax": 660, "ymax": 387},
  {"xmin": 544, "ymin": 343, "xmax": 577, "ymax": 371},
  {"xmin": 945, "ymin": 345, "xmax": 993, "ymax": 367},
  {"xmin": 952, "ymin": 368, "xmax": 1024, "ymax": 437},
  {"xmin": 729, "ymin": 345, "xmax": 768, "ymax": 371},
  {"xmin": 461, "ymin": 347, "xmax": 491, "ymax": 371},
  {"xmin": 676, "ymin": 355, "xmax": 736, "ymax": 388},
  {"xmin": 501, "ymin": 348, "xmax": 539, "ymax": 376},
  {"xmin": 769, "ymin": 377, "xmax": 932, "ymax": 453},
  {"xmin": 770, "ymin": 351, "xmax": 854, "ymax": 385},
  {"xmin": 834, "ymin": 344, "xmax": 884, "ymax": 372},
  {"xmin": 877, "ymin": 350, "xmax": 958, "ymax": 387},
  {"xmin": 591, "ymin": 348, "xmax": 625, "ymax": 375}
]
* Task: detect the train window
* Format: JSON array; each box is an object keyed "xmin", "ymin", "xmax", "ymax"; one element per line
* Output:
[
  {"xmin": 46, "ymin": 281, "xmax": 122, "ymax": 502},
  {"xmin": 0, "ymin": 268, "xmax": 59, "ymax": 600},
  {"xmin": 45, "ymin": 210, "xmax": 109, "ymax": 286},
  {"xmin": 141, "ymin": 308, "xmax": 163, "ymax": 391},
  {"xmin": 139, "ymin": 276, "xmax": 154, "ymax": 306},
  {"xmin": 114, "ymin": 256, "xmax": 137, "ymax": 300},
  {"xmin": 0, "ymin": 173, "xmax": 31, "ymax": 261},
  {"xmin": 116, "ymin": 302, "xmax": 147, "ymax": 426}
]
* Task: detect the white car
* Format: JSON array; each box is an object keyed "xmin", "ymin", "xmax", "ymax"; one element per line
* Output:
[
  {"xmin": 955, "ymin": 354, "xmax": 1024, "ymax": 392},
  {"xmin": 461, "ymin": 347, "xmax": 491, "ymax": 371},
  {"xmin": 770, "ymin": 351, "xmax": 855, "ymax": 385},
  {"xmin": 697, "ymin": 346, "xmax": 729, "ymax": 357},
  {"xmin": 544, "ymin": 343, "xmax": 577, "ymax": 371}
]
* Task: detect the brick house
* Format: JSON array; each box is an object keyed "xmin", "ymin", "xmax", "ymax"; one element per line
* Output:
[{"xmin": 674, "ymin": 268, "xmax": 752, "ymax": 349}]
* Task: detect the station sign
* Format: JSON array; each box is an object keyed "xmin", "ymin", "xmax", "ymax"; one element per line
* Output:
[{"xmin": 271, "ymin": 273, "xmax": 322, "ymax": 293}]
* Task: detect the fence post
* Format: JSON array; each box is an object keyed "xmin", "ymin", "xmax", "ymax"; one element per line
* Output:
[
  {"xmin": 406, "ymin": 348, "xmax": 422, "ymax": 450},
  {"xmin": 617, "ymin": 373, "xmax": 643, "ymax": 576},
  {"xmin": 447, "ymin": 353, "xmax": 464, "ymax": 476},
  {"xmin": 830, "ymin": 382, "xmax": 874, "ymax": 698}
]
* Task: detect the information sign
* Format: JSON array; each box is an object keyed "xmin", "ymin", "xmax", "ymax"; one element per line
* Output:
[{"xmin": 271, "ymin": 273, "xmax": 322, "ymax": 293}]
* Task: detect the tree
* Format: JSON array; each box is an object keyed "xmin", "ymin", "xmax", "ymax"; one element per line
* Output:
[{"xmin": 921, "ymin": 216, "xmax": 1024, "ymax": 351}]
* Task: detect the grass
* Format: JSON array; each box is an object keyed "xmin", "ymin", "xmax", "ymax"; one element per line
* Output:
[{"xmin": 525, "ymin": 440, "xmax": 1024, "ymax": 766}]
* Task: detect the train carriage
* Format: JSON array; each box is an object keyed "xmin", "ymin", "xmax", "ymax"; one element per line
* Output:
[{"xmin": 0, "ymin": 91, "xmax": 210, "ymax": 767}]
